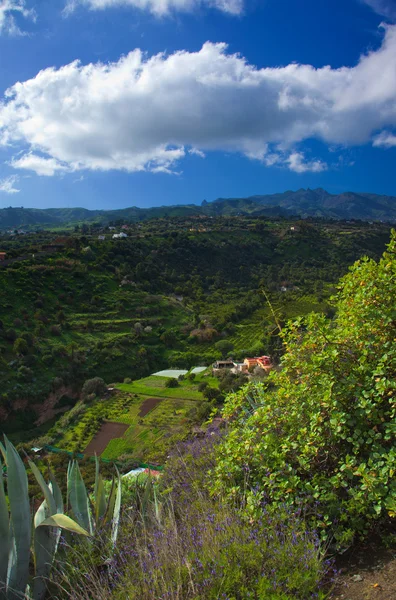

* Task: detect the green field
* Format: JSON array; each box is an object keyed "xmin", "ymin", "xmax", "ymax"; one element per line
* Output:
[{"xmin": 53, "ymin": 370, "xmax": 215, "ymax": 463}]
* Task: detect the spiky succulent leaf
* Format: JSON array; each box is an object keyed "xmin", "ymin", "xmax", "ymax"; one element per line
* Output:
[
  {"xmin": 68, "ymin": 462, "xmax": 92, "ymax": 535},
  {"xmin": 38, "ymin": 514, "xmax": 90, "ymax": 537},
  {"xmin": 29, "ymin": 461, "xmax": 56, "ymax": 517},
  {"xmin": 4, "ymin": 436, "xmax": 31, "ymax": 600},
  {"xmin": 111, "ymin": 468, "xmax": 122, "ymax": 547},
  {"xmin": 0, "ymin": 457, "xmax": 9, "ymax": 599}
]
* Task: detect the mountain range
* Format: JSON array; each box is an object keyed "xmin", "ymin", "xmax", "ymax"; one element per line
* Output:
[{"xmin": 1, "ymin": 188, "xmax": 396, "ymax": 229}]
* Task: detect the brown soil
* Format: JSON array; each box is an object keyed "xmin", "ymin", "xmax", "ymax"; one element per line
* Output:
[
  {"xmin": 330, "ymin": 538, "xmax": 396, "ymax": 600},
  {"xmin": 139, "ymin": 397, "xmax": 163, "ymax": 417},
  {"xmin": 33, "ymin": 386, "xmax": 78, "ymax": 425},
  {"xmin": 84, "ymin": 422, "xmax": 129, "ymax": 456}
]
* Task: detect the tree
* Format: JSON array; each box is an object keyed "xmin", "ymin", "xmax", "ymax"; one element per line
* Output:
[
  {"xmin": 81, "ymin": 377, "xmax": 107, "ymax": 399},
  {"xmin": 13, "ymin": 337, "xmax": 29, "ymax": 355},
  {"xmin": 214, "ymin": 231, "xmax": 396, "ymax": 548},
  {"xmin": 215, "ymin": 340, "xmax": 234, "ymax": 358},
  {"xmin": 165, "ymin": 378, "xmax": 179, "ymax": 388}
]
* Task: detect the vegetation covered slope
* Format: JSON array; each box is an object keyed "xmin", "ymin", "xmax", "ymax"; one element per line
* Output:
[
  {"xmin": 1, "ymin": 187, "xmax": 396, "ymax": 230},
  {"xmin": 213, "ymin": 231, "xmax": 396, "ymax": 547},
  {"xmin": 0, "ymin": 217, "xmax": 392, "ymax": 438}
]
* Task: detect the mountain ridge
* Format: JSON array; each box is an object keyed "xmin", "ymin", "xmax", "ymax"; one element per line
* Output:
[{"xmin": 1, "ymin": 188, "xmax": 396, "ymax": 229}]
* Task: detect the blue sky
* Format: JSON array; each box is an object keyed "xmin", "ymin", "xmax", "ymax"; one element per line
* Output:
[{"xmin": 0, "ymin": 0, "xmax": 396, "ymax": 209}]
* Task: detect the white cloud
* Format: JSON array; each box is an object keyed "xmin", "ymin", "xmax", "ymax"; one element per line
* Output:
[
  {"xmin": 10, "ymin": 153, "xmax": 72, "ymax": 175},
  {"xmin": 372, "ymin": 130, "xmax": 396, "ymax": 147},
  {"xmin": 361, "ymin": 1, "xmax": 396, "ymax": 20},
  {"xmin": 64, "ymin": 0, "xmax": 244, "ymax": 17},
  {"xmin": 286, "ymin": 152, "xmax": 327, "ymax": 173},
  {"xmin": 189, "ymin": 147, "xmax": 206, "ymax": 158},
  {"xmin": 1, "ymin": 26, "xmax": 396, "ymax": 177},
  {"xmin": 0, "ymin": 174, "xmax": 20, "ymax": 193},
  {"xmin": 0, "ymin": 1, "xmax": 35, "ymax": 36}
]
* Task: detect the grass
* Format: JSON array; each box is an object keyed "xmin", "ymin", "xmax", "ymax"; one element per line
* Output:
[{"xmin": 54, "ymin": 371, "xmax": 213, "ymax": 462}]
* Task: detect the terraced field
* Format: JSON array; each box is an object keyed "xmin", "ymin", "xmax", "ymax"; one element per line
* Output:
[{"xmin": 55, "ymin": 369, "xmax": 215, "ymax": 463}]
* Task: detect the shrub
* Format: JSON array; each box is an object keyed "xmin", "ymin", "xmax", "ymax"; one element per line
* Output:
[
  {"xmin": 198, "ymin": 381, "xmax": 208, "ymax": 392},
  {"xmin": 13, "ymin": 337, "xmax": 29, "ymax": 355},
  {"xmin": 214, "ymin": 232, "xmax": 396, "ymax": 548},
  {"xmin": 50, "ymin": 324, "xmax": 61, "ymax": 336},
  {"xmin": 165, "ymin": 377, "xmax": 179, "ymax": 388},
  {"xmin": 5, "ymin": 328, "xmax": 17, "ymax": 342},
  {"xmin": 81, "ymin": 377, "xmax": 107, "ymax": 398},
  {"xmin": 123, "ymin": 377, "xmax": 132, "ymax": 384}
]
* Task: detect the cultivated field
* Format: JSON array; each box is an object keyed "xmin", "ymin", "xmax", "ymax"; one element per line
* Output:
[{"xmin": 55, "ymin": 369, "xmax": 217, "ymax": 463}]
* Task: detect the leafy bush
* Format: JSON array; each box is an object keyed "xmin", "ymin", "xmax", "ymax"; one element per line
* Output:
[
  {"xmin": 81, "ymin": 377, "xmax": 107, "ymax": 398},
  {"xmin": 214, "ymin": 232, "xmax": 396, "ymax": 548},
  {"xmin": 13, "ymin": 337, "xmax": 29, "ymax": 355},
  {"xmin": 165, "ymin": 377, "xmax": 179, "ymax": 388}
]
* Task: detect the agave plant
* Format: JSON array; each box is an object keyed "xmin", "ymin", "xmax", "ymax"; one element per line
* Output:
[
  {"xmin": 67, "ymin": 457, "xmax": 122, "ymax": 546},
  {"xmin": 0, "ymin": 437, "xmax": 90, "ymax": 600}
]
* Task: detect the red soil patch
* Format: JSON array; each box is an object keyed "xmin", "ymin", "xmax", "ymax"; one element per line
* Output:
[
  {"xmin": 139, "ymin": 397, "xmax": 163, "ymax": 417},
  {"xmin": 84, "ymin": 422, "xmax": 129, "ymax": 456}
]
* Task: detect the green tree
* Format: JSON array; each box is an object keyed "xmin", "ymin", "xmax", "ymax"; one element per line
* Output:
[
  {"xmin": 214, "ymin": 231, "xmax": 396, "ymax": 548},
  {"xmin": 13, "ymin": 337, "xmax": 29, "ymax": 355}
]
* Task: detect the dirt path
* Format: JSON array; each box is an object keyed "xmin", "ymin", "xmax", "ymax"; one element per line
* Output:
[
  {"xmin": 330, "ymin": 539, "xmax": 396, "ymax": 600},
  {"xmin": 84, "ymin": 422, "xmax": 129, "ymax": 456}
]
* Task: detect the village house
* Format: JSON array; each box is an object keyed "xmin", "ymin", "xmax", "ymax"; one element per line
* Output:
[
  {"xmin": 112, "ymin": 232, "xmax": 128, "ymax": 239},
  {"xmin": 212, "ymin": 360, "xmax": 236, "ymax": 374},
  {"xmin": 243, "ymin": 356, "xmax": 272, "ymax": 372},
  {"xmin": 0, "ymin": 252, "xmax": 6, "ymax": 261}
]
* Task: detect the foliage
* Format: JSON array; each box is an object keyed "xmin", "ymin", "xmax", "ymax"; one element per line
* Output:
[
  {"xmin": 0, "ymin": 436, "xmax": 89, "ymax": 600},
  {"xmin": 81, "ymin": 377, "xmax": 107, "ymax": 399},
  {"xmin": 213, "ymin": 232, "xmax": 396, "ymax": 548},
  {"xmin": 165, "ymin": 377, "xmax": 179, "ymax": 388}
]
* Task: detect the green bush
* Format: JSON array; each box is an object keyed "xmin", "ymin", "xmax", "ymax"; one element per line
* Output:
[
  {"xmin": 165, "ymin": 377, "xmax": 179, "ymax": 388},
  {"xmin": 81, "ymin": 377, "xmax": 107, "ymax": 398},
  {"xmin": 214, "ymin": 232, "xmax": 396, "ymax": 548}
]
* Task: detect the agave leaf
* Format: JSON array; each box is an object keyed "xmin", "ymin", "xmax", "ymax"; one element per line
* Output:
[
  {"xmin": 68, "ymin": 462, "xmax": 92, "ymax": 535},
  {"xmin": 49, "ymin": 471, "xmax": 64, "ymax": 515},
  {"xmin": 94, "ymin": 455, "xmax": 100, "ymax": 503},
  {"xmin": 95, "ymin": 475, "xmax": 107, "ymax": 526},
  {"xmin": 33, "ymin": 500, "xmax": 57, "ymax": 600},
  {"xmin": 4, "ymin": 436, "xmax": 31, "ymax": 600},
  {"xmin": 104, "ymin": 477, "xmax": 116, "ymax": 527},
  {"xmin": 29, "ymin": 461, "xmax": 56, "ymax": 517},
  {"xmin": 0, "ymin": 456, "xmax": 9, "ymax": 599},
  {"xmin": 34, "ymin": 500, "xmax": 47, "ymax": 529},
  {"xmin": 111, "ymin": 468, "xmax": 122, "ymax": 547},
  {"xmin": 38, "ymin": 514, "xmax": 90, "ymax": 537},
  {"xmin": 0, "ymin": 442, "xmax": 5, "ymax": 464}
]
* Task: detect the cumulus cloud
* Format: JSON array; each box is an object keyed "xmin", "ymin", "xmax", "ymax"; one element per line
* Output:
[
  {"xmin": 10, "ymin": 153, "xmax": 73, "ymax": 175},
  {"xmin": 0, "ymin": 174, "xmax": 20, "ymax": 193},
  {"xmin": 0, "ymin": 1, "xmax": 35, "ymax": 36},
  {"xmin": 1, "ymin": 25, "xmax": 396, "ymax": 177},
  {"xmin": 64, "ymin": 0, "xmax": 244, "ymax": 17},
  {"xmin": 286, "ymin": 152, "xmax": 327, "ymax": 173},
  {"xmin": 372, "ymin": 130, "xmax": 396, "ymax": 147},
  {"xmin": 361, "ymin": 0, "xmax": 396, "ymax": 20}
]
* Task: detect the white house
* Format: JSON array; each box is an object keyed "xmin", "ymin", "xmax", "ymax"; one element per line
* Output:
[{"xmin": 112, "ymin": 232, "xmax": 128, "ymax": 239}]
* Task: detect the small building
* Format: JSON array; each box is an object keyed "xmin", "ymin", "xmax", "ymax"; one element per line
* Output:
[
  {"xmin": 212, "ymin": 360, "xmax": 236, "ymax": 374},
  {"xmin": 98, "ymin": 235, "xmax": 105, "ymax": 241},
  {"xmin": 0, "ymin": 252, "xmax": 6, "ymax": 261},
  {"xmin": 112, "ymin": 232, "xmax": 128, "ymax": 239},
  {"xmin": 243, "ymin": 356, "xmax": 272, "ymax": 372}
]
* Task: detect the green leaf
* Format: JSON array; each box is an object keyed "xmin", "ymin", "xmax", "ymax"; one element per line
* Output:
[
  {"xmin": 29, "ymin": 461, "xmax": 56, "ymax": 517},
  {"xmin": 68, "ymin": 461, "xmax": 92, "ymax": 535},
  {"xmin": 111, "ymin": 467, "xmax": 122, "ymax": 547},
  {"xmin": 38, "ymin": 514, "xmax": 90, "ymax": 537},
  {"xmin": 0, "ymin": 456, "xmax": 9, "ymax": 599},
  {"xmin": 4, "ymin": 436, "xmax": 31, "ymax": 600}
]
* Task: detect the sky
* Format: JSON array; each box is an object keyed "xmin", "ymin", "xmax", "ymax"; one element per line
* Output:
[{"xmin": 0, "ymin": 0, "xmax": 396, "ymax": 209}]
